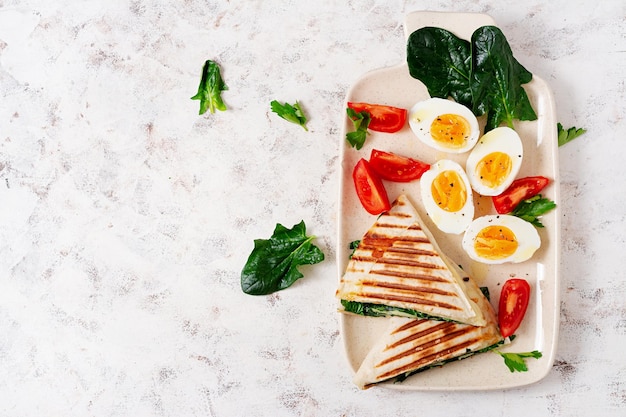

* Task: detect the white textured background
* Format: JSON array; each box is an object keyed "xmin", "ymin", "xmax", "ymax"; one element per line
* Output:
[{"xmin": 1, "ymin": 0, "xmax": 625, "ymax": 416}]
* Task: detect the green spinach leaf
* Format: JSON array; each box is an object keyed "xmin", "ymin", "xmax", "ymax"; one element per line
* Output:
[
  {"xmin": 406, "ymin": 26, "xmax": 537, "ymax": 132},
  {"xmin": 241, "ymin": 221, "xmax": 324, "ymax": 295},
  {"xmin": 406, "ymin": 27, "xmax": 473, "ymax": 108},
  {"xmin": 348, "ymin": 240, "xmax": 361, "ymax": 259},
  {"xmin": 271, "ymin": 100, "xmax": 309, "ymax": 131},
  {"xmin": 345, "ymin": 108, "xmax": 371, "ymax": 150},
  {"xmin": 191, "ymin": 60, "xmax": 228, "ymax": 115},
  {"xmin": 470, "ymin": 26, "xmax": 537, "ymax": 131}
]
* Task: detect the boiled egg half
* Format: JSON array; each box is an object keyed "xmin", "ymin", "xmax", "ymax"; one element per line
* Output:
[
  {"xmin": 420, "ymin": 159, "xmax": 474, "ymax": 234},
  {"xmin": 462, "ymin": 215, "xmax": 540, "ymax": 264},
  {"xmin": 466, "ymin": 126, "xmax": 523, "ymax": 196},
  {"xmin": 409, "ymin": 98, "xmax": 480, "ymax": 153}
]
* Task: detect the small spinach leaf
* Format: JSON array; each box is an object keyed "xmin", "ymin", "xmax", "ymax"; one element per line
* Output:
[
  {"xmin": 345, "ymin": 108, "xmax": 371, "ymax": 150},
  {"xmin": 191, "ymin": 60, "xmax": 228, "ymax": 115},
  {"xmin": 348, "ymin": 240, "xmax": 361, "ymax": 259},
  {"xmin": 241, "ymin": 221, "xmax": 324, "ymax": 295}
]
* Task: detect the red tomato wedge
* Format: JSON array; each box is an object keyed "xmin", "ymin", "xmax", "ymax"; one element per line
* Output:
[
  {"xmin": 352, "ymin": 158, "xmax": 391, "ymax": 215},
  {"xmin": 498, "ymin": 278, "xmax": 531, "ymax": 338},
  {"xmin": 347, "ymin": 102, "xmax": 407, "ymax": 133},
  {"xmin": 492, "ymin": 176, "xmax": 551, "ymax": 214},
  {"xmin": 369, "ymin": 149, "xmax": 430, "ymax": 182}
]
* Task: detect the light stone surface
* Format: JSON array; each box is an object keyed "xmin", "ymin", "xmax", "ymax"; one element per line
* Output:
[{"xmin": 1, "ymin": 0, "xmax": 625, "ymax": 416}]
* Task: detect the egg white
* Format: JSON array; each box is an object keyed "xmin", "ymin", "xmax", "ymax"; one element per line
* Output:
[
  {"xmin": 465, "ymin": 126, "xmax": 523, "ymax": 196},
  {"xmin": 420, "ymin": 159, "xmax": 474, "ymax": 235},
  {"xmin": 409, "ymin": 98, "xmax": 480, "ymax": 153},
  {"xmin": 462, "ymin": 215, "xmax": 540, "ymax": 264}
]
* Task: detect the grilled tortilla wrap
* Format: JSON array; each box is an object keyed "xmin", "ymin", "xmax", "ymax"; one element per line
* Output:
[
  {"xmin": 352, "ymin": 281, "xmax": 502, "ymax": 389},
  {"xmin": 337, "ymin": 194, "xmax": 487, "ymax": 326}
]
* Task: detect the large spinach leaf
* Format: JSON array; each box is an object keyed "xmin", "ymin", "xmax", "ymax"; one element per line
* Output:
[
  {"xmin": 407, "ymin": 27, "xmax": 473, "ymax": 108},
  {"xmin": 406, "ymin": 25, "xmax": 537, "ymax": 132},
  {"xmin": 241, "ymin": 221, "xmax": 324, "ymax": 295},
  {"xmin": 470, "ymin": 26, "xmax": 537, "ymax": 131}
]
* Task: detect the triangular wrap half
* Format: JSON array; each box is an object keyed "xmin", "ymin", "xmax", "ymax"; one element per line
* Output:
[
  {"xmin": 352, "ymin": 301, "xmax": 502, "ymax": 389},
  {"xmin": 337, "ymin": 194, "xmax": 487, "ymax": 327}
]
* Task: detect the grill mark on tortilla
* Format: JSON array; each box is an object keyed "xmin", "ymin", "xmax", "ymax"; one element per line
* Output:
[
  {"xmin": 393, "ymin": 319, "xmax": 428, "ymax": 333},
  {"xmin": 362, "ymin": 281, "xmax": 454, "ymax": 296},
  {"xmin": 363, "ymin": 234, "xmax": 429, "ymax": 242},
  {"xmin": 358, "ymin": 243, "xmax": 438, "ymax": 258},
  {"xmin": 374, "ymin": 257, "xmax": 444, "ymax": 269},
  {"xmin": 387, "ymin": 321, "xmax": 453, "ymax": 347},
  {"xmin": 383, "ymin": 246, "xmax": 438, "ymax": 256},
  {"xmin": 367, "ymin": 269, "xmax": 448, "ymax": 283},
  {"xmin": 377, "ymin": 327, "xmax": 479, "ymax": 375},
  {"xmin": 351, "ymin": 254, "xmax": 438, "ymax": 269}
]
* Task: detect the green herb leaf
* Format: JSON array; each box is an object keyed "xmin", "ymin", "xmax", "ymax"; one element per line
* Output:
[
  {"xmin": 557, "ymin": 122, "xmax": 587, "ymax": 146},
  {"xmin": 191, "ymin": 60, "xmax": 228, "ymax": 115},
  {"xmin": 270, "ymin": 100, "xmax": 309, "ymax": 131},
  {"xmin": 511, "ymin": 194, "xmax": 556, "ymax": 227},
  {"xmin": 495, "ymin": 350, "xmax": 542, "ymax": 372},
  {"xmin": 480, "ymin": 286, "xmax": 491, "ymax": 302},
  {"xmin": 406, "ymin": 26, "xmax": 537, "ymax": 132},
  {"xmin": 348, "ymin": 240, "xmax": 361, "ymax": 259},
  {"xmin": 241, "ymin": 221, "xmax": 324, "ymax": 295},
  {"xmin": 346, "ymin": 108, "xmax": 371, "ymax": 150},
  {"xmin": 470, "ymin": 26, "xmax": 537, "ymax": 131},
  {"xmin": 406, "ymin": 27, "xmax": 473, "ymax": 108}
]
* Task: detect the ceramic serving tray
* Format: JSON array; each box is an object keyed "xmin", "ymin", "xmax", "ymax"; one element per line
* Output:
[{"xmin": 336, "ymin": 11, "xmax": 560, "ymax": 390}]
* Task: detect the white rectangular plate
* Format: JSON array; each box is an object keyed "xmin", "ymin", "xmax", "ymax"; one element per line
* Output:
[{"xmin": 337, "ymin": 11, "xmax": 560, "ymax": 390}]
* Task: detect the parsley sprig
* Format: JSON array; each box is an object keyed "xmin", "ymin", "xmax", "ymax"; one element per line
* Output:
[
  {"xmin": 271, "ymin": 100, "xmax": 309, "ymax": 131},
  {"xmin": 557, "ymin": 122, "xmax": 586, "ymax": 147},
  {"xmin": 511, "ymin": 195, "xmax": 556, "ymax": 227},
  {"xmin": 495, "ymin": 350, "xmax": 543, "ymax": 372}
]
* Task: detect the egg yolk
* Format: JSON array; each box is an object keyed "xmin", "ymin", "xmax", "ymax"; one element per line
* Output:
[
  {"xmin": 430, "ymin": 113, "xmax": 471, "ymax": 148},
  {"xmin": 431, "ymin": 170, "xmax": 467, "ymax": 212},
  {"xmin": 474, "ymin": 225, "xmax": 518, "ymax": 260},
  {"xmin": 476, "ymin": 151, "xmax": 512, "ymax": 188}
]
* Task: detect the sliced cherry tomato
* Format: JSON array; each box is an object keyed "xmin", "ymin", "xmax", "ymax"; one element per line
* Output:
[
  {"xmin": 352, "ymin": 158, "xmax": 391, "ymax": 215},
  {"xmin": 492, "ymin": 176, "xmax": 551, "ymax": 214},
  {"xmin": 347, "ymin": 102, "xmax": 407, "ymax": 133},
  {"xmin": 368, "ymin": 149, "xmax": 430, "ymax": 182},
  {"xmin": 498, "ymin": 278, "xmax": 531, "ymax": 338}
]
